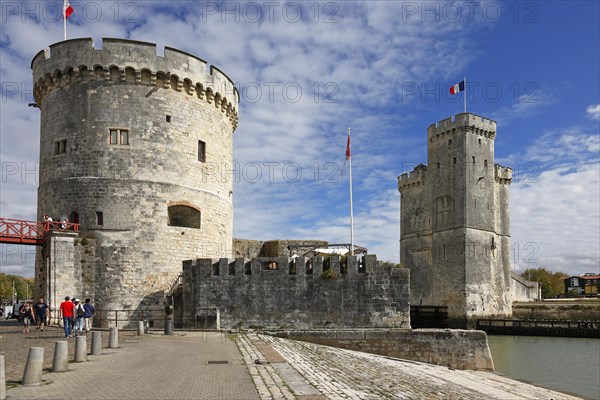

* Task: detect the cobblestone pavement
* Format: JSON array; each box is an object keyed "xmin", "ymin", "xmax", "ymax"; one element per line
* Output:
[
  {"xmin": 258, "ymin": 334, "xmax": 582, "ymax": 400},
  {"xmin": 1, "ymin": 322, "xmax": 583, "ymax": 400}
]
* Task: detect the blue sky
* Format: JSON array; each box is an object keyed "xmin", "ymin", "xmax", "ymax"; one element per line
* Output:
[{"xmin": 0, "ymin": 1, "xmax": 598, "ymax": 277}]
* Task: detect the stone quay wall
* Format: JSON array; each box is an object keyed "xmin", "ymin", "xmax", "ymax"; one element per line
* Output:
[
  {"xmin": 182, "ymin": 255, "xmax": 410, "ymax": 329},
  {"xmin": 273, "ymin": 328, "xmax": 495, "ymax": 371}
]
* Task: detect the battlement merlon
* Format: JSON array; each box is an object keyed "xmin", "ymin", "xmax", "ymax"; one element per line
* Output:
[
  {"xmin": 398, "ymin": 163, "xmax": 427, "ymax": 192},
  {"xmin": 494, "ymin": 164, "xmax": 513, "ymax": 185},
  {"xmin": 427, "ymin": 113, "xmax": 496, "ymax": 142},
  {"xmin": 31, "ymin": 38, "xmax": 240, "ymax": 116}
]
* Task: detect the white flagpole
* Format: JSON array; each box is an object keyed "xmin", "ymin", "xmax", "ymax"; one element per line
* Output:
[
  {"xmin": 464, "ymin": 76, "xmax": 467, "ymax": 113},
  {"xmin": 348, "ymin": 127, "xmax": 354, "ymax": 256},
  {"xmin": 63, "ymin": 0, "xmax": 67, "ymax": 41}
]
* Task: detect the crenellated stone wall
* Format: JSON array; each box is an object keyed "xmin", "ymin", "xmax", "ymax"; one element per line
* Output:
[{"xmin": 182, "ymin": 255, "xmax": 410, "ymax": 329}]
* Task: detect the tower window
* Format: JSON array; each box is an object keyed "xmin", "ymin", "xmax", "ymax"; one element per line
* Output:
[
  {"xmin": 198, "ymin": 140, "xmax": 206, "ymax": 163},
  {"xmin": 166, "ymin": 115, "xmax": 171, "ymax": 123},
  {"xmin": 96, "ymin": 211, "xmax": 103, "ymax": 226},
  {"xmin": 478, "ymin": 138, "xmax": 482, "ymax": 145},
  {"xmin": 109, "ymin": 129, "xmax": 129, "ymax": 145},
  {"xmin": 484, "ymin": 159, "xmax": 488, "ymax": 167},
  {"xmin": 448, "ymin": 139, "xmax": 452, "ymax": 145},
  {"xmin": 54, "ymin": 139, "xmax": 67, "ymax": 155},
  {"xmin": 453, "ymin": 157, "xmax": 457, "ymax": 164},
  {"xmin": 436, "ymin": 162, "xmax": 440, "ymax": 169},
  {"xmin": 472, "ymin": 156, "xmax": 475, "ymax": 164},
  {"xmin": 168, "ymin": 205, "xmax": 201, "ymax": 229}
]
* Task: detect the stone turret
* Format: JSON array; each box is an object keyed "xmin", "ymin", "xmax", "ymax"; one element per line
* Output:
[{"xmin": 33, "ymin": 38, "xmax": 238, "ymax": 319}]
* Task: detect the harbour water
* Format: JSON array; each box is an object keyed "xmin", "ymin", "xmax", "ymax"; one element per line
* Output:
[{"xmin": 488, "ymin": 335, "xmax": 600, "ymax": 399}]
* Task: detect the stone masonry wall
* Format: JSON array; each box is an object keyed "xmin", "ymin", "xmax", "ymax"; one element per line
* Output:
[
  {"xmin": 182, "ymin": 255, "xmax": 410, "ymax": 329},
  {"xmin": 398, "ymin": 113, "xmax": 512, "ymax": 327},
  {"xmin": 33, "ymin": 38, "xmax": 238, "ymax": 318},
  {"xmin": 275, "ymin": 329, "xmax": 495, "ymax": 371}
]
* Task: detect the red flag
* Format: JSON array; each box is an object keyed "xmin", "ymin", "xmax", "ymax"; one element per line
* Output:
[
  {"xmin": 345, "ymin": 131, "xmax": 351, "ymax": 160},
  {"xmin": 64, "ymin": 0, "xmax": 74, "ymax": 19}
]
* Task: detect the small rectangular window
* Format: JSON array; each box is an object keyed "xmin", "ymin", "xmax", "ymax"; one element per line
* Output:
[
  {"xmin": 472, "ymin": 156, "xmax": 475, "ymax": 164},
  {"xmin": 448, "ymin": 139, "xmax": 452, "ymax": 145},
  {"xmin": 54, "ymin": 139, "xmax": 67, "ymax": 155},
  {"xmin": 110, "ymin": 130, "xmax": 118, "ymax": 144},
  {"xmin": 453, "ymin": 157, "xmax": 457, "ymax": 164},
  {"xmin": 166, "ymin": 115, "xmax": 171, "ymax": 123},
  {"xmin": 96, "ymin": 211, "xmax": 103, "ymax": 226},
  {"xmin": 198, "ymin": 140, "xmax": 206, "ymax": 163},
  {"xmin": 478, "ymin": 138, "xmax": 482, "ymax": 145},
  {"xmin": 484, "ymin": 159, "xmax": 488, "ymax": 167},
  {"xmin": 120, "ymin": 130, "xmax": 129, "ymax": 145},
  {"xmin": 109, "ymin": 129, "xmax": 129, "ymax": 145}
]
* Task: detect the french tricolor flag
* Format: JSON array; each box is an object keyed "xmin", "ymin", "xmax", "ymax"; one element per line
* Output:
[{"xmin": 449, "ymin": 80, "xmax": 465, "ymax": 95}]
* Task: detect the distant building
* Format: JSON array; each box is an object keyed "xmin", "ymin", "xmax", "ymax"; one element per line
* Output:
[{"xmin": 563, "ymin": 273, "xmax": 600, "ymax": 296}]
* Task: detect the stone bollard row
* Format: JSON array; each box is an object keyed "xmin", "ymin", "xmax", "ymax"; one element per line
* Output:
[
  {"xmin": 17, "ymin": 330, "xmax": 120, "ymax": 391},
  {"xmin": 109, "ymin": 327, "xmax": 119, "ymax": 348},
  {"xmin": 22, "ymin": 347, "xmax": 44, "ymax": 386},
  {"xmin": 1, "ymin": 354, "xmax": 6, "ymax": 400},
  {"xmin": 52, "ymin": 341, "xmax": 69, "ymax": 372}
]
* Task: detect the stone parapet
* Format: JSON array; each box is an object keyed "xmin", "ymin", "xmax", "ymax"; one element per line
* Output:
[
  {"xmin": 494, "ymin": 164, "xmax": 513, "ymax": 185},
  {"xmin": 32, "ymin": 38, "xmax": 238, "ymax": 129},
  {"xmin": 427, "ymin": 113, "xmax": 496, "ymax": 143},
  {"xmin": 398, "ymin": 163, "xmax": 427, "ymax": 192}
]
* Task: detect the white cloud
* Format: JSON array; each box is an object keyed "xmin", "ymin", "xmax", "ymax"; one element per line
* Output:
[
  {"xmin": 509, "ymin": 123, "xmax": 600, "ymax": 276},
  {"xmin": 2, "ymin": 1, "xmax": 595, "ymax": 278},
  {"xmin": 586, "ymin": 104, "xmax": 600, "ymax": 119}
]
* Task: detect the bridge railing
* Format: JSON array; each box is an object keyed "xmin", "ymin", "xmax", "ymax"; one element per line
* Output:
[{"xmin": 0, "ymin": 217, "xmax": 79, "ymax": 245}]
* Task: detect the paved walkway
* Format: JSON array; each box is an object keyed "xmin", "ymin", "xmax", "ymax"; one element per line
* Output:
[
  {"xmin": 2, "ymin": 329, "xmax": 583, "ymax": 400},
  {"xmin": 4, "ymin": 332, "xmax": 258, "ymax": 399}
]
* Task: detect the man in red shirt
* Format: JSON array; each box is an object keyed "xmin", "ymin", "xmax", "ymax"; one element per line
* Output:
[{"xmin": 59, "ymin": 296, "xmax": 75, "ymax": 338}]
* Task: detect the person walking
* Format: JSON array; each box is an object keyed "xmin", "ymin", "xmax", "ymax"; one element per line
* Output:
[
  {"xmin": 73, "ymin": 299, "xmax": 85, "ymax": 336},
  {"xmin": 21, "ymin": 301, "xmax": 35, "ymax": 333},
  {"xmin": 34, "ymin": 297, "xmax": 50, "ymax": 331},
  {"xmin": 83, "ymin": 298, "xmax": 95, "ymax": 332},
  {"xmin": 59, "ymin": 296, "xmax": 75, "ymax": 338}
]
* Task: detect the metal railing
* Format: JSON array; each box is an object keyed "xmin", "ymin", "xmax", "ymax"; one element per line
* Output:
[{"xmin": 0, "ymin": 217, "xmax": 79, "ymax": 245}]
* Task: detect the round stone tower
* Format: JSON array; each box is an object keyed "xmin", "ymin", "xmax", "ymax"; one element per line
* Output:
[{"xmin": 33, "ymin": 38, "xmax": 238, "ymax": 314}]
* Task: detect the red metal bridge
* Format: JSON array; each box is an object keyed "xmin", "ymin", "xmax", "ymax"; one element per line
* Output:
[{"xmin": 0, "ymin": 217, "xmax": 79, "ymax": 245}]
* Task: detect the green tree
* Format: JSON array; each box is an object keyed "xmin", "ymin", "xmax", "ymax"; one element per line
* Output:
[
  {"xmin": 379, "ymin": 261, "xmax": 403, "ymax": 268},
  {"xmin": 0, "ymin": 273, "xmax": 34, "ymax": 303},
  {"xmin": 521, "ymin": 268, "xmax": 568, "ymax": 298}
]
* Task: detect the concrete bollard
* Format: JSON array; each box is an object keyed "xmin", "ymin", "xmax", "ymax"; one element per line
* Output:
[
  {"xmin": 74, "ymin": 336, "xmax": 88, "ymax": 362},
  {"xmin": 138, "ymin": 320, "xmax": 145, "ymax": 336},
  {"xmin": 109, "ymin": 327, "xmax": 119, "ymax": 348},
  {"xmin": 22, "ymin": 347, "xmax": 44, "ymax": 386},
  {"xmin": 91, "ymin": 331, "xmax": 102, "ymax": 355},
  {"xmin": 1, "ymin": 354, "xmax": 6, "ymax": 400},
  {"xmin": 52, "ymin": 341, "xmax": 69, "ymax": 372},
  {"xmin": 164, "ymin": 319, "xmax": 174, "ymax": 335}
]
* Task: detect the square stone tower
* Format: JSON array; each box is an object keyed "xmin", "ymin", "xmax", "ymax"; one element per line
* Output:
[{"xmin": 398, "ymin": 113, "xmax": 512, "ymax": 327}]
